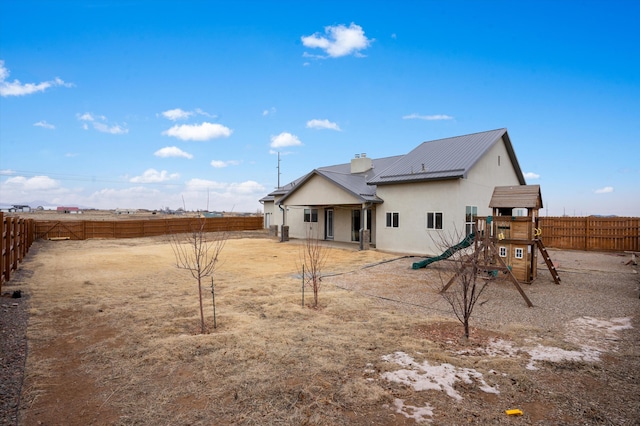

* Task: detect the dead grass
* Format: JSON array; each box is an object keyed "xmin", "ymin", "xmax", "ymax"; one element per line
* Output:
[
  {"xmin": 11, "ymin": 235, "xmax": 640, "ymax": 425},
  {"xmin": 18, "ymin": 237, "xmax": 427, "ymax": 424}
]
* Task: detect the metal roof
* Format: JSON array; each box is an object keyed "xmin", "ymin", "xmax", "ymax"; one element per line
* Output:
[
  {"xmin": 270, "ymin": 129, "xmax": 526, "ymax": 205},
  {"xmin": 367, "ymin": 128, "xmax": 525, "ymax": 185},
  {"xmin": 276, "ymin": 156, "xmax": 402, "ymax": 205}
]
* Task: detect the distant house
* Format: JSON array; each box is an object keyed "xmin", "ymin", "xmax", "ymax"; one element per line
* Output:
[
  {"xmin": 260, "ymin": 128, "xmax": 526, "ymax": 256},
  {"xmin": 57, "ymin": 206, "xmax": 81, "ymax": 214},
  {"xmin": 10, "ymin": 205, "xmax": 31, "ymax": 212},
  {"xmin": 202, "ymin": 211, "xmax": 224, "ymax": 218},
  {"xmin": 115, "ymin": 208, "xmax": 137, "ymax": 215}
]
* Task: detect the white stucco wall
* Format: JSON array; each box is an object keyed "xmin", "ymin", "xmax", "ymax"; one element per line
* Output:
[
  {"xmin": 375, "ymin": 138, "xmax": 522, "ymax": 255},
  {"xmin": 280, "ymin": 174, "xmax": 364, "ymax": 241},
  {"xmin": 283, "ymin": 174, "xmax": 361, "ymax": 206}
]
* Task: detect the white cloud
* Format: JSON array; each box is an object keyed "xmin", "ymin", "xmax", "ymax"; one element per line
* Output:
[
  {"xmin": 3, "ymin": 175, "xmax": 60, "ymax": 191},
  {"xmin": 184, "ymin": 179, "xmax": 264, "ymax": 195},
  {"xmin": 306, "ymin": 119, "xmax": 341, "ymax": 131},
  {"xmin": 211, "ymin": 160, "xmax": 240, "ymax": 168},
  {"xmin": 93, "ymin": 122, "xmax": 128, "ymax": 134},
  {"xmin": 129, "ymin": 169, "xmax": 180, "ymax": 183},
  {"xmin": 34, "ymin": 121, "xmax": 55, "ymax": 129},
  {"xmin": 524, "ymin": 172, "xmax": 540, "ymax": 179},
  {"xmin": 160, "ymin": 108, "xmax": 215, "ymax": 121},
  {"xmin": 185, "ymin": 178, "xmax": 229, "ymax": 191},
  {"xmin": 194, "ymin": 108, "xmax": 215, "ymax": 118},
  {"xmin": 595, "ymin": 186, "xmax": 614, "ymax": 194},
  {"xmin": 161, "ymin": 108, "xmax": 193, "ymax": 121},
  {"xmin": 0, "ymin": 60, "xmax": 73, "ymax": 97},
  {"xmin": 162, "ymin": 122, "xmax": 232, "ymax": 141},
  {"xmin": 263, "ymin": 107, "xmax": 276, "ymax": 116},
  {"xmin": 77, "ymin": 112, "xmax": 128, "ymax": 134},
  {"xmin": 181, "ymin": 178, "xmax": 267, "ymax": 212},
  {"xmin": 402, "ymin": 113, "xmax": 454, "ymax": 121},
  {"xmin": 77, "ymin": 112, "xmax": 98, "ymax": 121},
  {"xmin": 270, "ymin": 132, "xmax": 302, "ymax": 148},
  {"xmin": 86, "ymin": 186, "xmax": 165, "ymax": 209},
  {"xmin": 301, "ymin": 23, "xmax": 372, "ymax": 58},
  {"xmin": 0, "ymin": 174, "xmax": 73, "ymax": 205},
  {"xmin": 0, "ymin": 169, "xmax": 16, "ymax": 175},
  {"xmin": 154, "ymin": 146, "xmax": 194, "ymax": 159}
]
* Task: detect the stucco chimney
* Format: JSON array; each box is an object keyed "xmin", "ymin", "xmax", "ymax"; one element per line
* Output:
[{"xmin": 351, "ymin": 153, "xmax": 372, "ymax": 173}]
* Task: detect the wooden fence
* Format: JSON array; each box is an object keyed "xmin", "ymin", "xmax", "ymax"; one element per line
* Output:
[
  {"xmin": 538, "ymin": 216, "xmax": 640, "ymax": 252},
  {"xmin": 1, "ymin": 213, "xmax": 35, "ymax": 293},
  {"xmin": 34, "ymin": 216, "xmax": 264, "ymax": 241}
]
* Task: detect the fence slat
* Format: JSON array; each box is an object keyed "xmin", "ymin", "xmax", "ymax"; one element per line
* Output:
[
  {"xmin": 539, "ymin": 216, "xmax": 640, "ymax": 252},
  {"xmin": 33, "ymin": 216, "xmax": 263, "ymax": 241},
  {"xmin": 1, "ymin": 213, "xmax": 35, "ymax": 292}
]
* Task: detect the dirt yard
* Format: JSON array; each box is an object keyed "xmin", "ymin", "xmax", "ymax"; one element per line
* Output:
[{"xmin": 1, "ymin": 232, "xmax": 638, "ymax": 425}]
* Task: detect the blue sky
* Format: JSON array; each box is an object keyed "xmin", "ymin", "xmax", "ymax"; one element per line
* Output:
[{"xmin": 1, "ymin": 0, "xmax": 638, "ymax": 216}]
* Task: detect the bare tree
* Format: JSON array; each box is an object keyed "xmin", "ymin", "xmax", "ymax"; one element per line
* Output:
[
  {"xmin": 299, "ymin": 224, "xmax": 329, "ymax": 308},
  {"xmin": 169, "ymin": 216, "xmax": 227, "ymax": 334},
  {"xmin": 433, "ymin": 230, "xmax": 489, "ymax": 340}
]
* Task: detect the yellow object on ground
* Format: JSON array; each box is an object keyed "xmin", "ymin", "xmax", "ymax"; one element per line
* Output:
[{"xmin": 505, "ymin": 409, "xmax": 523, "ymax": 416}]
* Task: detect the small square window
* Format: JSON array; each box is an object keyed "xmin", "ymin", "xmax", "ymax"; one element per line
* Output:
[
  {"xmin": 304, "ymin": 208, "xmax": 318, "ymax": 223},
  {"xmin": 515, "ymin": 248, "xmax": 524, "ymax": 259},
  {"xmin": 499, "ymin": 246, "xmax": 507, "ymax": 257},
  {"xmin": 426, "ymin": 212, "xmax": 443, "ymax": 230},
  {"xmin": 386, "ymin": 212, "xmax": 399, "ymax": 228}
]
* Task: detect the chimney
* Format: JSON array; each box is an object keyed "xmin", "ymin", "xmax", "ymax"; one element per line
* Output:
[{"xmin": 351, "ymin": 153, "xmax": 372, "ymax": 173}]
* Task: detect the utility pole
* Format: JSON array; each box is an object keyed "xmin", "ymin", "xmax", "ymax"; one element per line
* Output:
[{"xmin": 277, "ymin": 151, "xmax": 281, "ymax": 188}]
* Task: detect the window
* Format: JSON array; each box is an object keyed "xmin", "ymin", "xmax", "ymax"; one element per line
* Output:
[
  {"xmin": 386, "ymin": 212, "xmax": 399, "ymax": 228},
  {"xmin": 426, "ymin": 212, "xmax": 443, "ymax": 230},
  {"xmin": 499, "ymin": 246, "xmax": 507, "ymax": 257},
  {"xmin": 515, "ymin": 248, "xmax": 524, "ymax": 259},
  {"xmin": 304, "ymin": 208, "xmax": 318, "ymax": 223},
  {"xmin": 465, "ymin": 205, "xmax": 477, "ymax": 236}
]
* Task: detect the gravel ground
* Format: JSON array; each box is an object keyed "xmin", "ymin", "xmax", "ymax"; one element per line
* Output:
[
  {"xmin": 0, "ymin": 285, "xmax": 28, "ymax": 426},
  {"xmin": 325, "ymin": 249, "xmax": 640, "ymax": 334}
]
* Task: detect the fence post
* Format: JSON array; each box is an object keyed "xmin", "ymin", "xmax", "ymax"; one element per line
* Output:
[
  {"xmin": 0, "ymin": 212, "xmax": 4, "ymax": 291},
  {"xmin": 4, "ymin": 216, "xmax": 12, "ymax": 283}
]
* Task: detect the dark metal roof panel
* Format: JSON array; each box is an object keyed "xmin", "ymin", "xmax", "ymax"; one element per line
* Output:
[
  {"xmin": 276, "ymin": 156, "xmax": 402, "ymax": 205},
  {"xmin": 368, "ymin": 129, "xmax": 508, "ymax": 185}
]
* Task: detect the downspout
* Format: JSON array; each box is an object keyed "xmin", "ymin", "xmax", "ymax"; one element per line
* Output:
[
  {"xmin": 278, "ymin": 203, "xmax": 286, "ymax": 242},
  {"xmin": 360, "ymin": 202, "xmax": 373, "ymax": 250}
]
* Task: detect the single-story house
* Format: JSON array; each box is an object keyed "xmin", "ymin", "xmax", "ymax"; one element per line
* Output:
[
  {"xmin": 57, "ymin": 206, "xmax": 81, "ymax": 214},
  {"xmin": 260, "ymin": 128, "xmax": 527, "ymax": 256}
]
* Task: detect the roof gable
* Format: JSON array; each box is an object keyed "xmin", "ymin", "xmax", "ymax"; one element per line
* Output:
[
  {"xmin": 489, "ymin": 185, "xmax": 543, "ymax": 209},
  {"xmin": 276, "ymin": 156, "xmax": 402, "ymax": 205},
  {"xmin": 368, "ymin": 128, "xmax": 525, "ymax": 185},
  {"xmin": 269, "ymin": 129, "xmax": 526, "ymax": 205}
]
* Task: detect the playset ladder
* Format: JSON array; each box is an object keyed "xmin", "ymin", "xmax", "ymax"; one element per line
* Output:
[{"xmin": 536, "ymin": 239, "xmax": 561, "ymax": 284}]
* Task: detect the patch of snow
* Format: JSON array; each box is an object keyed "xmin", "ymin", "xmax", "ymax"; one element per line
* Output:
[
  {"xmin": 565, "ymin": 316, "xmax": 632, "ymax": 352},
  {"xmin": 393, "ymin": 398, "xmax": 434, "ymax": 423},
  {"xmin": 381, "ymin": 352, "xmax": 499, "ymax": 401},
  {"xmin": 525, "ymin": 344, "xmax": 600, "ymax": 370},
  {"xmin": 525, "ymin": 316, "xmax": 632, "ymax": 370}
]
